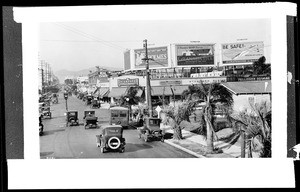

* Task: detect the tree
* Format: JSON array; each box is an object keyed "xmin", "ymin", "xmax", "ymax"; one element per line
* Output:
[
  {"xmin": 253, "ymin": 56, "xmax": 270, "ymax": 75},
  {"xmin": 183, "ymin": 83, "xmax": 233, "ymax": 153},
  {"xmin": 230, "ymin": 101, "xmax": 271, "ymax": 158},
  {"xmin": 161, "ymin": 101, "xmax": 196, "ymax": 140},
  {"xmin": 120, "ymin": 86, "xmax": 144, "ymax": 119}
]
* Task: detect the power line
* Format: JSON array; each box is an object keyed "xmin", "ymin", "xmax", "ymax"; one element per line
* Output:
[{"xmin": 53, "ymin": 23, "xmax": 126, "ymax": 51}]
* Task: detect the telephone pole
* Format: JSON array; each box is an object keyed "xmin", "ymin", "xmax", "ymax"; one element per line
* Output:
[{"xmin": 142, "ymin": 39, "xmax": 153, "ymax": 117}]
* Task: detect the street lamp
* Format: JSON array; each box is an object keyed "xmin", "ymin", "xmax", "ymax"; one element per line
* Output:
[{"xmin": 64, "ymin": 92, "xmax": 68, "ymax": 111}]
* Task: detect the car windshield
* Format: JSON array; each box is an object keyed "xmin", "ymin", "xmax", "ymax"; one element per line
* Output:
[
  {"xmin": 149, "ymin": 119, "xmax": 159, "ymax": 125},
  {"xmin": 111, "ymin": 112, "xmax": 118, "ymax": 117},
  {"xmin": 120, "ymin": 112, "xmax": 127, "ymax": 117}
]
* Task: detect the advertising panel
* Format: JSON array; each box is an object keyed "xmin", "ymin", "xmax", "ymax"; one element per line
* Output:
[
  {"xmin": 117, "ymin": 78, "xmax": 139, "ymax": 87},
  {"xmin": 221, "ymin": 41, "xmax": 264, "ymax": 65},
  {"xmin": 176, "ymin": 44, "xmax": 215, "ymax": 66},
  {"xmin": 134, "ymin": 46, "xmax": 168, "ymax": 68},
  {"xmin": 124, "ymin": 50, "xmax": 131, "ymax": 70}
]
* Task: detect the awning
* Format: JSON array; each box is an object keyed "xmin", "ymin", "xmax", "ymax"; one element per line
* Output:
[
  {"xmin": 221, "ymin": 80, "xmax": 271, "ymax": 95},
  {"xmin": 151, "ymin": 86, "xmax": 173, "ymax": 96},
  {"xmin": 99, "ymin": 87, "xmax": 110, "ymax": 98},
  {"xmin": 170, "ymin": 85, "xmax": 189, "ymax": 95},
  {"xmin": 108, "ymin": 87, "xmax": 128, "ymax": 98}
]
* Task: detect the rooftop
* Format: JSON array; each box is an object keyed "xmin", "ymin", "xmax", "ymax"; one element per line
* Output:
[{"xmin": 221, "ymin": 80, "xmax": 271, "ymax": 95}]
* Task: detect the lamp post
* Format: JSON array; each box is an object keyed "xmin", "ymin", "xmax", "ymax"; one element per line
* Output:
[{"xmin": 64, "ymin": 92, "xmax": 68, "ymax": 111}]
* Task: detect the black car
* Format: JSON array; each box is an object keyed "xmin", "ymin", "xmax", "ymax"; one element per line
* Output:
[
  {"xmin": 97, "ymin": 125, "xmax": 125, "ymax": 153},
  {"xmin": 66, "ymin": 111, "xmax": 79, "ymax": 127}
]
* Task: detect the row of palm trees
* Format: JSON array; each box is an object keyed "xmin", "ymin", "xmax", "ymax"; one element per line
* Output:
[{"xmin": 120, "ymin": 82, "xmax": 271, "ymax": 157}]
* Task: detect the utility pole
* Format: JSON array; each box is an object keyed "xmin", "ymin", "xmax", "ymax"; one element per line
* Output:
[
  {"xmin": 142, "ymin": 39, "xmax": 153, "ymax": 117},
  {"xmin": 41, "ymin": 60, "xmax": 45, "ymax": 94}
]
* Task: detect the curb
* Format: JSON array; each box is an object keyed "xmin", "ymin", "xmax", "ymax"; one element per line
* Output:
[{"xmin": 164, "ymin": 140, "xmax": 206, "ymax": 158}]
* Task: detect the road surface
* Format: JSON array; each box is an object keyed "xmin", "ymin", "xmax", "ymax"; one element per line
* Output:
[{"xmin": 39, "ymin": 93, "xmax": 195, "ymax": 159}]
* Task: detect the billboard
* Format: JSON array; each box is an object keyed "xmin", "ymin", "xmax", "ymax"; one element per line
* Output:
[
  {"xmin": 221, "ymin": 41, "xmax": 264, "ymax": 65},
  {"xmin": 176, "ymin": 44, "xmax": 215, "ymax": 66},
  {"xmin": 124, "ymin": 50, "xmax": 131, "ymax": 70},
  {"xmin": 134, "ymin": 46, "xmax": 168, "ymax": 68},
  {"xmin": 117, "ymin": 78, "xmax": 139, "ymax": 87}
]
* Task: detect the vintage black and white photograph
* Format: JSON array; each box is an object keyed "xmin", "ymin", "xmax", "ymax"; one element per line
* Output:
[
  {"xmin": 38, "ymin": 19, "xmax": 272, "ymax": 159},
  {"xmin": 6, "ymin": 3, "xmax": 297, "ymax": 189}
]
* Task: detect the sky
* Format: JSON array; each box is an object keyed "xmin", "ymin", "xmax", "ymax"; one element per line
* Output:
[{"xmin": 38, "ymin": 19, "xmax": 271, "ymax": 73}]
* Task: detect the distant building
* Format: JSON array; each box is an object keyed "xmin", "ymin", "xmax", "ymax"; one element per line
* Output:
[{"xmin": 221, "ymin": 80, "xmax": 271, "ymax": 112}]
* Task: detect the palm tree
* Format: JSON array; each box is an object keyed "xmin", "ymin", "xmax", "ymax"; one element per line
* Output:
[
  {"xmin": 161, "ymin": 101, "xmax": 196, "ymax": 140},
  {"xmin": 183, "ymin": 82, "xmax": 233, "ymax": 153},
  {"xmin": 120, "ymin": 86, "xmax": 144, "ymax": 119},
  {"xmin": 230, "ymin": 101, "xmax": 271, "ymax": 158}
]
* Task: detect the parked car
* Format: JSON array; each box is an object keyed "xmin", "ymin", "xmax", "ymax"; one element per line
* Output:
[
  {"xmin": 138, "ymin": 117, "xmax": 164, "ymax": 142},
  {"xmin": 83, "ymin": 110, "xmax": 98, "ymax": 129},
  {"xmin": 86, "ymin": 95, "xmax": 93, "ymax": 105},
  {"xmin": 66, "ymin": 110, "xmax": 79, "ymax": 127},
  {"xmin": 39, "ymin": 114, "xmax": 44, "ymax": 136},
  {"xmin": 97, "ymin": 125, "xmax": 125, "ymax": 153},
  {"xmin": 41, "ymin": 106, "xmax": 52, "ymax": 119},
  {"xmin": 91, "ymin": 98, "xmax": 101, "ymax": 108}
]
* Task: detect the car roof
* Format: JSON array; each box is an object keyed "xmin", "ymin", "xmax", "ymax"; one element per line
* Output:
[
  {"xmin": 102, "ymin": 124, "xmax": 122, "ymax": 129},
  {"xmin": 68, "ymin": 110, "xmax": 78, "ymax": 113},
  {"xmin": 110, "ymin": 106, "xmax": 129, "ymax": 111}
]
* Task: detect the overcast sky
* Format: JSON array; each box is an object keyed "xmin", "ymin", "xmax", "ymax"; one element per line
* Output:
[{"xmin": 38, "ymin": 19, "xmax": 271, "ymax": 72}]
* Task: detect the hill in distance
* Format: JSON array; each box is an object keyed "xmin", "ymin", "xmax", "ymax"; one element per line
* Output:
[{"xmin": 54, "ymin": 66, "xmax": 123, "ymax": 83}]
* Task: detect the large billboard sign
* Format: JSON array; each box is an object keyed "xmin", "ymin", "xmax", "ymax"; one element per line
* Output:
[
  {"xmin": 176, "ymin": 44, "xmax": 215, "ymax": 66},
  {"xmin": 134, "ymin": 46, "xmax": 168, "ymax": 68},
  {"xmin": 221, "ymin": 41, "xmax": 264, "ymax": 65}
]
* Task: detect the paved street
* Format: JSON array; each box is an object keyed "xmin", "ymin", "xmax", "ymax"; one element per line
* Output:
[{"xmin": 39, "ymin": 93, "xmax": 195, "ymax": 159}]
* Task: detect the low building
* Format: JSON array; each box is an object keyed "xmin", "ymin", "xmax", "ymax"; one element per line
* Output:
[{"xmin": 221, "ymin": 80, "xmax": 271, "ymax": 112}]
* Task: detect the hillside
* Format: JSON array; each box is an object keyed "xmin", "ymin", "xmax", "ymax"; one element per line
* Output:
[{"xmin": 54, "ymin": 66, "xmax": 123, "ymax": 83}]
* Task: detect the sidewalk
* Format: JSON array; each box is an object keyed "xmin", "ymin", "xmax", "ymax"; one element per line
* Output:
[{"xmin": 164, "ymin": 129, "xmax": 241, "ymax": 158}]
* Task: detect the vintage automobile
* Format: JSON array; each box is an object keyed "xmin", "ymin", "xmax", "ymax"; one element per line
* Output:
[
  {"xmin": 96, "ymin": 125, "xmax": 125, "ymax": 153},
  {"xmin": 66, "ymin": 110, "xmax": 79, "ymax": 127},
  {"xmin": 41, "ymin": 106, "xmax": 52, "ymax": 119},
  {"xmin": 52, "ymin": 93, "xmax": 58, "ymax": 104},
  {"xmin": 43, "ymin": 98, "xmax": 51, "ymax": 106},
  {"xmin": 83, "ymin": 110, "xmax": 98, "ymax": 129},
  {"xmin": 90, "ymin": 98, "xmax": 101, "ymax": 108},
  {"xmin": 78, "ymin": 92, "xmax": 84, "ymax": 100},
  {"xmin": 109, "ymin": 106, "xmax": 129, "ymax": 128},
  {"xmin": 39, "ymin": 114, "xmax": 44, "ymax": 136},
  {"xmin": 86, "ymin": 95, "xmax": 93, "ymax": 105},
  {"xmin": 138, "ymin": 117, "xmax": 164, "ymax": 142}
]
